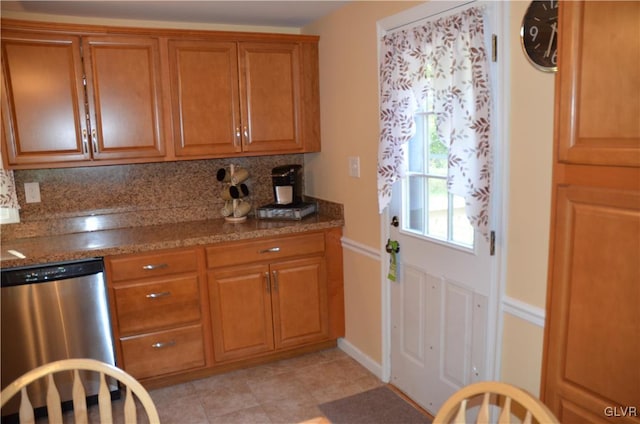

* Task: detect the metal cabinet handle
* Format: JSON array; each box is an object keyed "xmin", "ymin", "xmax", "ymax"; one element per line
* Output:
[
  {"xmin": 151, "ymin": 340, "xmax": 176, "ymax": 349},
  {"xmin": 82, "ymin": 129, "xmax": 89, "ymax": 154},
  {"xmin": 243, "ymin": 126, "xmax": 249, "ymax": 142},
  {"xmin": 272, "ymin": 270, "xmax": 279, "ymax": 291},
  {"xmin": 264, "ymin": 272, "xmax": 271, "ymax": 292},
  {"xmin": 91, "ymin": 129, "xmax": 98, "ymax": 154},
  {"xmin": 146, "ymin": 291, "xmax": 171, "ymax": 299},
  {"xmin": 142, "ymin": 263, "xmax": 168, "ymax": 270},
  {"xmin": 259, "ymin": 247, "xmax": 280, "ymax": 254},
  {"xmin": 235, "ymin": 127, "xmax": 241, "ymax": 146}
]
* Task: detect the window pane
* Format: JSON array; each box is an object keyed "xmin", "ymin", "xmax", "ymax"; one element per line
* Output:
[
  {"xmin": 408, "ymin": 116, "xmax": 425, "ymax": 173},
  {"xmin": 407, "ymin": 176, "xmax": 424, "ymax": 232},
  {"xmin": 428, "ymin": 114, "xmax": 447, "ymax": 176},
  {"xmin": 427, "ymin": 178, "xmax": 447, "ymax": 239},
  {"xmin": 451, "ymin": 194, "xmax": 474, "ymax": 246}
]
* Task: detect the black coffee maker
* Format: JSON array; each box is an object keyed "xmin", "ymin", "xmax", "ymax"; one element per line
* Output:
[
  {"xmin": 256, "ymin": 164, "xmax": 316, "ymax": 219},
  {"xmin": 271, "ymin": 164, "xmax": 302, "ymax": 205}
]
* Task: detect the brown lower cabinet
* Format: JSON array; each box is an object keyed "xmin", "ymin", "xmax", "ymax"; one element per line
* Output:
[{"xmin": 105, "ymin": 229, "xmax": 343, "ymax": 386}]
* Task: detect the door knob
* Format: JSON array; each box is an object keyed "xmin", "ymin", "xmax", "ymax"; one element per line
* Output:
[{"xmin": 391, "ymin": 216, "xmax": 399, "ymax": 227}]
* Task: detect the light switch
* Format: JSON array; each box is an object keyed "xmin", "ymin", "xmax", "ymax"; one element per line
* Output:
[
  {"xmin": 348, "ymin": 156, "xmax": 360, "ymax": 178},
  {"xmin": 24, "ymin": 182, "xmax": 41, "ymax": 203}
]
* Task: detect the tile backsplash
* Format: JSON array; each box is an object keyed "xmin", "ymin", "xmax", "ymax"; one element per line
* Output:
[{"xmin": 4, "ymin": 155, "xmax": 305, "ymax": 239}]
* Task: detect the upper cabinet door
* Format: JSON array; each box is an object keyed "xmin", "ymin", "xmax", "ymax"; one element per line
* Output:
[
  {"xmin": 168, "ymin": 40, "xmax": 241, "ymax": 157},
  {"xmin": 83, "ymin": 36, "xmax": 166, "ymax": 161},
  {"xmin": 239, "ymin": 42, "xmax": 302, "ymax": 153},
  {"xmin": 1, "ymin": 32, "xmax": 89, "ymax": 166},
  {"xmin": 556, "ymin": 1, "xmax": 640, "ymax": 166}
]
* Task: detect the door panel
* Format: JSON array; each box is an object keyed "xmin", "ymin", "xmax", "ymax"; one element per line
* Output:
[
  {"xmin": 83, "ymin": 36, "xmax": 165, "ymax": 160},
  {"xmin": 168, "ymin": 40, "xmax": 241, "ymax": 156},
  {"xmin": 542, "ymin": 3, "xmax": 640, "ymax": 422},
  {"xmin": 556, "ymin": 1, "xmax": 640, "ymax": 166},
  {"xmin": 442, "ymin": 282, "xmax": 473, "ymax": 388},
  {"xmin": 544, "ymin": 186, "xmax": 640, "ymax": 418},
  {"xmin": 1, "ymin": 32, "xmax": 88, "ymax": 165},
  {"xmin": 271, "ymin": 256, "xmax": 329, "ymax": 348},
  {"xmin": 390, "ymin": 263, "xmax": 489, "ymax": 415},
  {"xmin": 239, "ymin": 42, "xmax": 301, "ymax": 153},
  {"xmin": 207, "ymin": 264, "xmax": 274, "ymax": 361}
]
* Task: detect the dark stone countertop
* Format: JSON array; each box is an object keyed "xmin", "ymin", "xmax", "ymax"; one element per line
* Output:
[{"xmin": 0, "ymin": 213, "xmax": 344, "ymax": 269}]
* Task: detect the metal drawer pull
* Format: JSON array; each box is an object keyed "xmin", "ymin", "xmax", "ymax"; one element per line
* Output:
[
  {"xmin": 142, "ymin": 263, "xmax": 168, "ymax": 270},
  {"xmin": 146, "ymin": 291, "xmax": 171, "ymax": 299},
  {"xmin": 259, "ymin": 247, "xmax": 280, "ymax": 254},
  {"xmin": 91, "ymin": 129, "xmax": 98, "ymax": 154},
  {"xmin": 82, "ymin": 129, "xmax": 89, "ymax": 154},
  {"xmin": 151, "ymin": 340, "xmax": 176, "ymax": 349}
]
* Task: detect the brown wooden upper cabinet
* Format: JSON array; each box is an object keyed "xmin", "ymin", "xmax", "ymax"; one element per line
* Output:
[
  {"xmin": 168, "ymin": 39, "xmax": 320, "ymax": 158},
  {"xmin": 0, "ymin": 20, "xmax": 321, "ymax": 169},
  {"xmin": 1, "ymin": 31, "xmax": 165, "ymax": 168}
]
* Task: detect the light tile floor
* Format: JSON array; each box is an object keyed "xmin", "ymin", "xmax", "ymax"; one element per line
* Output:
[{"xmin": 148, "ymin": 348, "xmax": 383, "ymax": 424}]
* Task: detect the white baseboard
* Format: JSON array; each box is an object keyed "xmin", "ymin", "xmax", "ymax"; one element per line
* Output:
[{"xmin": 337, "ymin": 338, "xmax": 384, "ymax": 380}]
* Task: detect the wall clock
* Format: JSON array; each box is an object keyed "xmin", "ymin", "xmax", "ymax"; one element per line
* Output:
[{"xmin": 521, "ymin": 0, "xmax": 558, "ymax": 72}]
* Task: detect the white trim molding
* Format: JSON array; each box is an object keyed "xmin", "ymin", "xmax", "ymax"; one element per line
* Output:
[
  {"xmin": 502, "ymin": 295, "xmax": 546, "ymax": 328},
  {"xmin": 341, "ymin": 237, "xmax": 381, "ymax": 261},
  {"xmin": 337, "ymin": 338, "xmax": 383, "ymax": 380}
]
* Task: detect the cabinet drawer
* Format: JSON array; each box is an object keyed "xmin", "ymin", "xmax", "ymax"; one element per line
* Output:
[
  {"xmin": 120, "ymin": 325, "xmax": 205, "ymax": 380},
  {"xmin": 206, "ymin": 232, "xmax": 325, "ymax": 268},
  {"xmin": 108, "ymin": 249, "xmax": 198, "ymax": 282},
  {"xmin": 113, "ymin": 276, "xmax": 201, "ymax": 336}
]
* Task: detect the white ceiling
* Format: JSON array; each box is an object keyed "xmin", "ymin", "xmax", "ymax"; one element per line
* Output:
[{"xmin": 0, "ymin": 1, "xmax": 350, "ymax": 28}]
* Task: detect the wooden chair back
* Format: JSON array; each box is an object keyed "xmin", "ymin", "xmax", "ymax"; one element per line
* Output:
[
  {"xmin": 1, "ymin": 358, "xmax": 160, "ymax": 424},
  {"xmin": 433, "ymin": 381, "xmax": 559, "ymax": 424}
]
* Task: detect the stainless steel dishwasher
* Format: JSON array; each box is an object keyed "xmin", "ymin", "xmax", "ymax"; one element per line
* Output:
[{"xmin": 1, "ymin": 258, "xmax": 117, "ymax": 419}]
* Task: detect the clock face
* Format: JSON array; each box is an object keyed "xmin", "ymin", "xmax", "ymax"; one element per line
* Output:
[{"xmin": 521, "ymin": 0, "xmax": 559, "ymax": 72}]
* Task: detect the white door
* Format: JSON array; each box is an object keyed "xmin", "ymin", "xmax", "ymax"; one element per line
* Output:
[{"xmin": 384, "ymin": 1, "xmax": 500, "ymax": 416}]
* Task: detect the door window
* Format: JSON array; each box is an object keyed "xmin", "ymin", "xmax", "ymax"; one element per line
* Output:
[{"xmin": 404, "ymin": 99, "xmax": 474, "ymax": 248}]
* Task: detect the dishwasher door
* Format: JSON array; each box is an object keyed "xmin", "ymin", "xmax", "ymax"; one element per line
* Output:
[{"xmin": 1, "ymin": 258, "xmax": 117, "ymax": 418}]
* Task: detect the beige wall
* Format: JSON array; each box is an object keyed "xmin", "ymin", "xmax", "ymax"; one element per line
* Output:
[
  {"xmin": 505, "ymin": 2, "xmax": 555, "ymax": 310},
  {"xmin": 304, "ymin": 0, "xmax": 555, "ymax": 396},
  {"xmin": 501, "ymin": 0, "xmax": 554, "ymax": 396},
  {"xmin": 302, "ymin": 0, "xmax": 421, "ymax": 366}
]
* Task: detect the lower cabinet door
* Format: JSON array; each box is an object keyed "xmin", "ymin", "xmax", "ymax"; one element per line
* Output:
[
  {"xmin": 208, "ymin": 264, "xmax": 275, "ymax": 362},
  {"xmin": 272, "ymin": 256, "xmax": 329, "ymax": 349},
  {"xmin": 120, "ymin": 324, "xmax": 205, "ymax": 379}
]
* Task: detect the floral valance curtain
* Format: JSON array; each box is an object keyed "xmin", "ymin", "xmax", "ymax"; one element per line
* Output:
[
  {"xmin": 378, "ymin": 6, "xmax": 492, "ymax": 238},
  {"xmin": 0, "ymin": 169, "xmax": 20, "ymax": 209}
]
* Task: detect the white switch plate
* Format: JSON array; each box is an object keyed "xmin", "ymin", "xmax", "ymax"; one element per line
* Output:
[
  {"xmin": 348, "ymin": 156, "xmax": 360, "ymax": 178},
  {"xmin": 24, "ymin": 182, "xmax": 41, "ymax": 203}
]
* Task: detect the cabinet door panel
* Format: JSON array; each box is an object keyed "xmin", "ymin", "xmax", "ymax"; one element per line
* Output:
[
  {"xmin": 208, "ymin": 264, "xmax": 274, "ymax": 362},
  {"xmin": 544, "ymin": 186, "xmax": 640, "ymax": 416},
  {"xmin": 271, "ymin": 256, "xmax": 328, "ymax": 349},
  {"xmin": 83, "ymin": 36, "xmax": 165, "ymax": 160},
  {"xmin": 557, "ymin": 2, "xmax": 640, "ymax": 166},
  {"xmin": 239, "ymin": 43, "xmax": 301, "ymax": 153},
  {"xmin": 168, "ymin": 40, "xmax": 241, "ymax": 156},
  {"xmin": 1, "ymin": 32, "xmax": 88, "ymax": 165}
]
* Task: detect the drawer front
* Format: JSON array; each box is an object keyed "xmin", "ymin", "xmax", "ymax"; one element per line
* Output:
[
  {"xmin": 206, "ymin": 232, "xmax": 325, "ymax": 268},
  {"xmin": 108, "ymin": 249, "xmax": 198, "ymax": 282},
  {"xmin": 114, "ymin": 276, "xmax": 201, "ymax": 336},
  {"xmin": 120, "ymin": 325, "xmax": 205, "ymax": 380}
]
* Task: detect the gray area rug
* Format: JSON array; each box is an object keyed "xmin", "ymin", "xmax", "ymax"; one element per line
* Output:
[{"xmin": 318, "ymin": 386, "xmax": 432, "ymax": 424}]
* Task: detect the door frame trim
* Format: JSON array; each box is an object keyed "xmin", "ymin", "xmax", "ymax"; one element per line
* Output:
[{"xmin": 376, "ymin": 0, "xmax": 510, "ymax": 385}]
